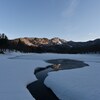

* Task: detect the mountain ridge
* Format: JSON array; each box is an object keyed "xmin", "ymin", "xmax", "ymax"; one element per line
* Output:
[
  {"xmin": 9, "ymin": 37, "xmax": 67, "ymax": 46},
  {"xmin": 0, "ymin": 35, "xmax": 100, "ymax": 53},
  {"xmin": 8, "ymin": 37, "xmax": 100, "ymax": 53}
]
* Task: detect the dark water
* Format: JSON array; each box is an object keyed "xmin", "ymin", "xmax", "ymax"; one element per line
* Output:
[{"xmin": 27, "ymin": 59, "xmax": 89, "ymax": 100}]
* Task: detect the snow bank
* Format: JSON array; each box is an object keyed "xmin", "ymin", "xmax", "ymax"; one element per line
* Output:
[
  {"xmin": 0, "ymin": 53, "xmax": 49, "ymax": 100},
  {"xmin": 44, "ymin": 54, "xmax": 100, "ymax": 100}
]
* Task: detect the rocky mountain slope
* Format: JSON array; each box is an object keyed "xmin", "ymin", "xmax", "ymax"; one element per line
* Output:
[
  {"xmin": 10, "ymin": 37, "xmax": 67, "ymax": 46},
  {"xmin": 7, "ymin": 37, "xmax": 100, "ymax": 53}
]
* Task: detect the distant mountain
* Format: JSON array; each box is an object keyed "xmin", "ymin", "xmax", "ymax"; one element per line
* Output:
[
  {"xmin": 0, "ymin": 36, "xmax": 100, "ymax": 53},
  {"xmin": 67, "ymin": 38, "xmax": 100, "ymax": 53},
  {"xmin": 10, "ymin": 37, "xmax": 67, "ymax": 46},
  {"xmin": 8, "ymin": 37, "xmax": 69, "ymax": 53}
]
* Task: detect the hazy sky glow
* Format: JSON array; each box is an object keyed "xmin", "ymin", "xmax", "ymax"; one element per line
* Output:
[{"xmin": 0, "ymin": 0, "xmax": 100, "ymax": 41}]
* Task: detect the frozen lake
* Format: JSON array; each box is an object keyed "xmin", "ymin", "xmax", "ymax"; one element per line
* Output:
[{"xmin": 0, "ymin": 53, "xmax": 100, "ymax": 100}]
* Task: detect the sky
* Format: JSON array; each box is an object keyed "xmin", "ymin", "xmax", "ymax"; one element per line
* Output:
[{"xmin": 0, "ymin": 0, "xmax": 100, "ymax": 41}]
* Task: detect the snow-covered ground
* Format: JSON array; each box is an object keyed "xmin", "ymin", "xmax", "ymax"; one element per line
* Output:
[
  {"xmin": 0, "ymin": 53, "xmax": 49, "ymax": 100},
  {"xmin": 44, "ymin": 54, "xmax": 100, "ymax": 100},
  {"xmin": 0, "ymin": 53, "xmax": 100, "ymax": 100}
]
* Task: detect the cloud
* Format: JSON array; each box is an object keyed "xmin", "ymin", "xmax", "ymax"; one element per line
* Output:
[{"xmin": 62, "ymin": 0, "xmax": 80, "ymax": 17}]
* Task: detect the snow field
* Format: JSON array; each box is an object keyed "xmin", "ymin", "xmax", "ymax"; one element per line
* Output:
[{"xmin": 44, "ymin": 54, "xmax": 100, "ymax": 100}]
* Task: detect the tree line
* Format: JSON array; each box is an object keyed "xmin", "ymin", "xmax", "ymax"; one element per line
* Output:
[{"xmin": 0, "ymin": 33, "xmax": 8, "ymax": 53}]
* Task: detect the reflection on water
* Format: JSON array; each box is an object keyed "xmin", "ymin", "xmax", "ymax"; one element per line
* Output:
[
  {"xmin": 46, "ymin": 59, "xmax": 89, "ymax": 70},
  {"xmin": 27, "ymin": 59, "xmax": 89, "ymax": 100},
  {"xmin": 35, "ymin": 59, "xmax": 89, "ymax": 82},
  {"xmin": 52, "ymin": 64, "xmax": 61, "ymax": 70}
]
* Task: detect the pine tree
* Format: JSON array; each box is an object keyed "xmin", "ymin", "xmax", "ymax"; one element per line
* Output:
[{"xmin": 0, "ymin": 33, "xmax": 8, "ymax": 53}]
